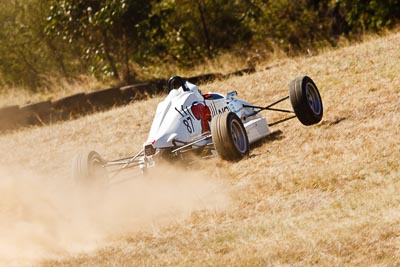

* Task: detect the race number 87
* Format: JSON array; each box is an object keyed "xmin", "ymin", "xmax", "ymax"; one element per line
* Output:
[{"xmin": 183, "ymin": 117, "xmax": 194, "ymax": 133}]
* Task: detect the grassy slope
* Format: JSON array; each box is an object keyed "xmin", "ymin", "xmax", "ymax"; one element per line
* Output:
[{"xmin": 1, "ymin": 31, "xmax": 399, "ymax": 266}]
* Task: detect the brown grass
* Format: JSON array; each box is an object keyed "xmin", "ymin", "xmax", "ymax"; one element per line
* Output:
[
  {"xmin": 0, "ymin": 30, "xmax": 399, "ymax": 266},
  {"xmin": 0, "ymin": 76, "xmax": 110, "ymax": 107}
]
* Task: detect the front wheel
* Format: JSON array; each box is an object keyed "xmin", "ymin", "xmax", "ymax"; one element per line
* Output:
[
  {"xmin": 289, "ymin": 76, "xmax": 323, "ymax": 125},
  {"xmin": 211, "ymin": 112, "xmax": 249, "ymax": 161},
  {"xmin": 72, "ymin": 150, "xmax": 109, "ymax": 190}
]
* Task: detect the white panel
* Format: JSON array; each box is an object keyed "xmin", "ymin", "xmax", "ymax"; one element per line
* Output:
[{"xmin": 244, "ymin": 117, "xmax": 270, "ymax": 144}]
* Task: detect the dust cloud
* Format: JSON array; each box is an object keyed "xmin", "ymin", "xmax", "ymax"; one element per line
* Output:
[{"xmin": 0, "ymin": 165, "xmax": 229, "ymax": 266}]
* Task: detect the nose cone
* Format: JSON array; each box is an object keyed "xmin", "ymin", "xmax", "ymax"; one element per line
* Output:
[
  {"xmin": 146, "ymin": 98, "xmax": 181, "ymax": 148},
  {"xmin": 145, "ymin": 89, "xmax": 200, "ymax": 148}
]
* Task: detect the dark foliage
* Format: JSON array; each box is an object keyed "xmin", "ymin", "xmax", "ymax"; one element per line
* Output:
[{"xmin": 0, "ymin": 0, "xmax": 399, "ymax": 89}]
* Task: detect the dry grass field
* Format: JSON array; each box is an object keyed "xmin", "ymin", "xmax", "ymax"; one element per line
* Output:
[{"xmin": 0, "ymin": 31, "xmax": 399, "ymax": 266}]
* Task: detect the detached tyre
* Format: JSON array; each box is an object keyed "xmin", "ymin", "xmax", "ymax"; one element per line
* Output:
[
  {"xmin": 72, "ymin": 150, "xmax": 108, "ymax": 190},
  {"xmin": 211, "ymin": 112, "xmax": 249, "ymax": 161},
  {"xmin": 289, "ymin": 76, "xmax": 323, "ymax": 125}
]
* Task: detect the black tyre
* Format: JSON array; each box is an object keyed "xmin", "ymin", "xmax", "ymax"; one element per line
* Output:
[
  {"xmin": 72, "ymin": 150, "xmax": 108, "ymax": 190},
  {"xmin": 211, "ymin": 112, "xmax": 249, "ymax": 161},
  {"xmin": 289, "ymin": 76, "xmax": 323, "ymax": 125}
]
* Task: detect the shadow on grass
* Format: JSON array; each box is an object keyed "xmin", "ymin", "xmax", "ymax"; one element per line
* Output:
[{"xmin": 248, "ymin": 130, "xmax": 284, "ymax": 159}]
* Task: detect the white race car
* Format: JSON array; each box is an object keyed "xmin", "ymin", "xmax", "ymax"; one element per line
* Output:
[{"xmin": 73, "ymin": 75, "xmax": 323, "ymax": 187}]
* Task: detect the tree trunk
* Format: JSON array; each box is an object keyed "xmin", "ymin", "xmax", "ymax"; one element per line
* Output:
[
  {"xmin": 101, "ymin": 30, "xmax": 120, "ymax": 80},
  {"xmin": 45, "ymin": 38, "xmax": 68, "ymax": 79},
  {"xmin": 197, "ymin": 0, "xmax": 212, "ymax": 58},
  {"xmin": 122, "ymin": 30, "xmax": 133, "ymax": 83},
  {"xmin": 166, "ymin": 21, "xmax": 204, "ymax": 61}
]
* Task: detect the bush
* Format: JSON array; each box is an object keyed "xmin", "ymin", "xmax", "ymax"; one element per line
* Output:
[{"xmin": 1, "ymin": 0, "xmax": 399, "ymax": 90}]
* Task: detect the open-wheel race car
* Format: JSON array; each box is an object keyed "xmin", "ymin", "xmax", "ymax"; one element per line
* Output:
[{"xmin": 72, "ymin": 75, "xmax": 323, "ymax": 187}]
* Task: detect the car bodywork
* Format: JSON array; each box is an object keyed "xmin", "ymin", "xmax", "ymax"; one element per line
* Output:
[{"xmin": 72, "ymin": 75, "xmax": 323, "ymax": 186}]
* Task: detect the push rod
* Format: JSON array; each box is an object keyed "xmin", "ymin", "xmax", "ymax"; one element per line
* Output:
[
  {"xmin": 171, "ymin": 134, "xmax": 212, "ymax": 154},
  {"xmin": 268, "ymin": 115, "xmax": 297, "ymax": 127},
  {"xmin": 265, "ymin": 95, "xmax": 289, "ymax": 109},
  {"xmin": 243, "ymin": 96, "xmax": 293, "ymax": 114}
]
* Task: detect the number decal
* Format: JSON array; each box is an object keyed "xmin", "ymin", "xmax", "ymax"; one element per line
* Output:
[{"xmin": 183, "ymin": 117, "xmax": 194, "ymax": 134}]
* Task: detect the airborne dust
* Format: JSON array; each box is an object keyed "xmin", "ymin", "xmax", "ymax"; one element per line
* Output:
[{"xmin": 0, "ymin": 165, "xmax": 229, "ymax": 266}]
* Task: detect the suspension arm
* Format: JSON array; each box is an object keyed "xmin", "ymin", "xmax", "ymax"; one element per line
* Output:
[{"xmin": 243, "ymin": 96, "xmax": 294, "ymax": 114}]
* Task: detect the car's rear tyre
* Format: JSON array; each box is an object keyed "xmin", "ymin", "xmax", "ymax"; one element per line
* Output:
[
  {"xmin": 289, "ymin": 76, "xmax": 323, "ymax": 125},
  {"xmin": 72, "ymin": 150, "xmax": 108, "ymax": 190},
  {"xmin": 211, "ymin": 112, "xmax": 249, "ymax": 161}
]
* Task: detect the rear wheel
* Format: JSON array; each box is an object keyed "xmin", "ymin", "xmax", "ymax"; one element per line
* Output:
[
  {"xmin": 72, "ymin": 150, "xmax": 108, "ymax": 190},
  {"xmin": 289, "ymin": 76, "xmax": 323, "ymax": 125},
  {"xmin": 211, "ymin": 112, "xmax": 249, "ymax": 161}
]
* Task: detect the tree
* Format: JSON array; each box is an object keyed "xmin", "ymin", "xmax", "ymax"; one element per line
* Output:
[
  {"xmin": 46, "ymin": 0, "xmax": 153, "ymax": 82},
  {"xmin": 0, "ymin": 0, "xmax": 66, "ymax": 89},
  {"xmin": 333, "ymin": 0, "xmax": 400, "ymax": 34},
  {"xmin": 1, "ymin": 0, "xmax": 400, "ymax": 90},
  {"xmin": 149, "ymin": 0, "xmax": 253, "ymax": 66}
]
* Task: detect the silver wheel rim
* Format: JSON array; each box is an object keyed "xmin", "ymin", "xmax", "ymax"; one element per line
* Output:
[
  {"xmin": 305, "ymin": 83, "xmax": 322, "ymax": 115},
  {"xmin": 230, "ymin": 119, "xmax": 247, "ymax": 154}
]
